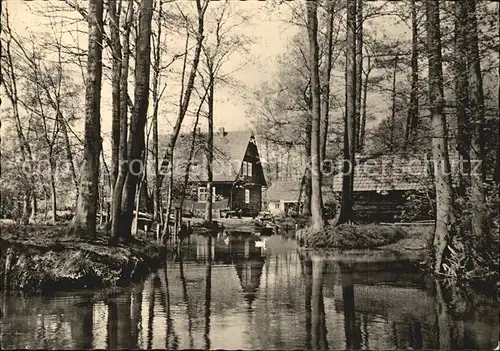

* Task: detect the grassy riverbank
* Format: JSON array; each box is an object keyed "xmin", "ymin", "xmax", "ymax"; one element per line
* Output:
[
  {"xmin": 299, "ymin": 223, "xmax": 432, "ymax": 250},
  {"xmin": 0, "ymin": 222, "xmax": 165, "ymax": 294}
]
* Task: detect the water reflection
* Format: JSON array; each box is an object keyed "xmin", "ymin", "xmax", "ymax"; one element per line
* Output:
[
  {"xmin": 205, "ymin": 236, "xmax": 212, "ymax": 351},
  {"xmin": 340, "ymin": 264, "xmax": 362, "ymax": 350},
  {"xmin": 1, "ymin": 234, "xmax": 498, "ymax": 350}
]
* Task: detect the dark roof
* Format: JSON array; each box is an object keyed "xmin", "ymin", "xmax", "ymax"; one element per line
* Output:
[
  {"xmin": 331, "ymin": 154, "xmax": 431, "ymax": 192},
  {"xmin": 173, "ymin": 130, "xmax": 266, "ymax": 184},
  {"xmin": 266, "ymin": 179, "xmax": 337, "ymax": 202},
  {"xmin": 265, "ymin": 181, "xmax": 302, "ymax": 202}
]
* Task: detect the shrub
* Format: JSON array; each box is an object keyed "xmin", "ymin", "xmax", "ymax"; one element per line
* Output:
[
  {"xmin": 441, "ymin": 184, "xmax": 500, "ymax": 287},
  {"xmin": 295, "ymin": 214, "xmax": 310, "ymax": 229},
  {"xmin": 306, "ymin": 224, "xmax": 408, "ymax": 250}
]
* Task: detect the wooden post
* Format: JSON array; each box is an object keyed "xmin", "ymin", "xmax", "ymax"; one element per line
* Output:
[
  {"xmin": 99, "ymin": 194, "xmax": 104, "ymax": 225},
  {"xmin": 174, "ymin": 208, "xmax": 180, "ymax": 242},
  {"xmin": 156, "ymin": 223, "xmax": 161, "ymax": 241}
]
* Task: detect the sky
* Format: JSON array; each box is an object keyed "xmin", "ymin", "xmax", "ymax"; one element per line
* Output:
[
  {"xmin": 1, "ymin": 0, "xmax": 414, "ymax": 157},
  {"xmin": 2, "ymin": 0, "xmax": 297, "ymax": 132}
]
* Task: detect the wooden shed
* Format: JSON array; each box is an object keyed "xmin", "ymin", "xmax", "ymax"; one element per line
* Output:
[{"xmin": 331, "ymin": 155, "xmax": 434, "ymax": 223}]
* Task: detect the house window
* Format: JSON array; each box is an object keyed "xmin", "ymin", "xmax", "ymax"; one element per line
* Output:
[
  {"xmin": 198, "ymin": 186, "xmax": 216, "ymax": 202},
  {"xmin": 198, "ymin": 187, "xmax": 207, "ymax": 202},
  {"xmin": 245, "ymin": 189, "xmax": 250, "ymax": 204},
  {"xmin": 241, "ymin": 161, "xmax": 253, "ymax": 178},
  {"xmin": 274, "ymin": 203, "xmax": 279, "ymax": 209}
]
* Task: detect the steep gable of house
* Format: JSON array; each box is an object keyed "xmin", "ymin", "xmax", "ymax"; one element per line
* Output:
[{"xmin": 171, "ymin": 130, "xmax": 266, "ymax": 184}]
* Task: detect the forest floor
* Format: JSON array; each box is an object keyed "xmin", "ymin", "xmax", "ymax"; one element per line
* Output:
[{"xmin": 0, "ymin": 222, "xmax": 165, "ymax": 294}]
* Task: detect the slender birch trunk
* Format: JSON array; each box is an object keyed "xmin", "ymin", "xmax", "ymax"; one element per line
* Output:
[
  {"xmin": 71, "ymin": 0, "xmax": 104, "ymax": 237},
  {"xmin": 425, "ymin": 0, "xmax": 454, "ymax": 274},
  {"xmin": 305, "ymin": 0, "xmax": 324, "ymax": 231},
  {"xmin": 205, "ymin": 71, "xmax": 214, "ymax": 224},
  {"xmin": 111, "ymin": 0, "xmax": 133, "ymax": 241},
  {"xmin": 355, "ymin": 0, "xmax": 363, "ymax": 152},
  {"xmin": 405, "ymin": 0, "xmax": 420, "ymax": 147},
  {"xmin": 119, "ymin": 0, "xmax": 154, "ymax": 239},
  {"xmin": 336, "ymin": 0, "xmax": 357, "ymax": 225},
  {"xmin": 464, "ymin": 0, "xmax": 487, "ymax": 239}
]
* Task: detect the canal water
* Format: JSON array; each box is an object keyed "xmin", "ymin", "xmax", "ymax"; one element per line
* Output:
[{"xmin": 1, "ymin": 233, "xmax": 498, "ymax": 350}]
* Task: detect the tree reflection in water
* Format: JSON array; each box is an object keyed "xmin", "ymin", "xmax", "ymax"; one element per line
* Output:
[
  {"xmin": 157, "ymin": 263, "xmax": 179, "ymax": 350},
  {"xmin": 130, "ymin": 280, "xmax": 144, "ymax": 347},
  {"xmin": 311, "ymin": 257, "xmax": 329, "ymax": 350},
  {"xmin": 146, "ymin": 277, "xmax": 155, "ymax": 349},
  {"xmin": 178, "ymin": 247, "xmax": 194, "ymax": 348},
  {"xmin": 300, "ymin": 255, "xmax": 329, "ymax": 351},
  {"xmin": 205, "ymin": 235, "xmax": 213, "ymax": 351},
  {"xmin": 301, "ymin": 256, "xmax": 313, "ymax": 350},
  {"xmin": 106, "ymin": 296, "xmax": 118, "ymax": 349},
  {"xmin": 1, "ymin": 235, "xmax": 499, "ymax": 350},
  {"xmin": 340, "ymin": 263, "xmax": 362, "ymax": 350}
]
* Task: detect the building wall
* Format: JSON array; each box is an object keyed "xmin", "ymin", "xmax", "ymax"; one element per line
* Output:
[
  {"xmin": 267, "ymin": 200, "xmax": 300, "ymax": 216},
  {"xmin": 267, "ymin": 201, "xmax": 282, "ymax": 215},
  {"xmin": 232, "ymin": 185, "xmax": 262, "ymax": 215},
  {"xmin": 351, "ymin": 191, "xmax": 433, "ymax": 223}
]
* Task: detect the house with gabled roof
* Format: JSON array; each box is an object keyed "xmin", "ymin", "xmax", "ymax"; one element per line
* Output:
[{"xmin": 172, "ymin": 128, "xmax": 267, "ymax": 217}]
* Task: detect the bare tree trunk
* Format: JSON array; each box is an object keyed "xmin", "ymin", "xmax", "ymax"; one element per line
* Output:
[
  {"xmin": 99, "ymin": 180, "xmax": 104, "ymax": 226},
  {"xmin": 161, "ymin": 165, "xmax": 174, "ymax": 241},
  {"xmin": 43, "ymin": 188, "xmax": 48, "ymax": 220},
  {"xmin": 71, "ymin": 0, "xmax": 104, "ymax": 237},
  {"xmin": 337, "ymin": 0, "xmax": 357, "ymax": 225},
  {"xmin": 109, "ymin": 0, "xmax": 122, "ymax": 193},
  {"xmin": 496, "ymin": 3, "xmax": 500, "ymax": 185},
  {"xmin": 465, "ymin": 0, "xmax": 487, "ymax": 239},
  {"xmin": 111, "ymin": 0, "xmax": 133, "ymax": 241},
  {"xmin": 60, "ymin": 118, "xmax": 79, "ymax": 198},
  {"xmin": 359, "ymin": 55, "xmax": 371, "ymax": 153},
  {"xmin": 157, "ymin": 0, "xmax": 209, "ymax": 190},
  {"xmin": 100, "ymin": 147, "xmax": 111, "ymax": 205},
  {"xmin": 303, "ymin": 116, "xmax": 312, "ymax": 216},
  {"xmin": 119, "ymin": 0, "xmax": 154, "ymax": 240},
  {"xmin": 134, "ymin": 177, "xmax": 144, "ymax": 236},
  {"xmin": 151, "ymin": 0, "xmax": 164, "ymax": 222},
  {"xmin": 405, "ymin": 0, "xmax": 420, "ymax": 147},
  {"xmin": 159, "ymin": 28, "xmax": 193, "ymax": 242},
  {"xmin": 205, "ymin": 72, "xmax": 214, "ymax": 223},
  {"xmin": 179, "ymin": 92, "xmax": 206, "ymax": 213},
  {"xmin": 389, "ymin": 54, "xmax": 399, "ymax": 153},
  {"xmin": 320, "ymin": 0, "xmax": 335, "ymax": 162},
  {"xmin": 49, "ymin": 157, "xmax": 57, "ymax": 221},
  {"xmin": 454, "ymin": 1, "xmax": 470, "ymax": 196},
  {"xmin": 1, "ymin": 5, "xmax": 34, "ymax": 223},
  {"xmin": 355, "ymin": 0, "xmax": 363, "ymax": 152},
  {"xmin": 30, "ymin": 192, "xmax": 37, "ymax": 222},
  {"xmin": 23, "ymin": 194, "xmax": 31, "ymax": 225},
  {"xmin": 425, "ymin": 0, "xmax": 454, "ymax": 274},
  {"xmin": 306, "ymin": 0, "xmax": 324, "ymax": 231}
]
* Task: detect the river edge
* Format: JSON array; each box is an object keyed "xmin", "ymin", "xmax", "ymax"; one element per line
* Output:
[{"xmin": 0, "ymin": 223, "xmax": 166, "ymax": 295}]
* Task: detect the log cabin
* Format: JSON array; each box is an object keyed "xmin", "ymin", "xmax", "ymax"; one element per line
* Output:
[{"xmin": 331, "ymin": 154, "xmax": 434, "ymax": 223}]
